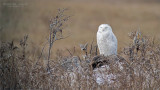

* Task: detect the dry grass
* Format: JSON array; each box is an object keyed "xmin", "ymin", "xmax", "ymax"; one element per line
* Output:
[
  {"xmin": 0, "ymin": 0, "xmax": 160, "ymax": 52},
  {"xmin": 0, "ymin": 29, "xmax": 160, "ymax": 89}
]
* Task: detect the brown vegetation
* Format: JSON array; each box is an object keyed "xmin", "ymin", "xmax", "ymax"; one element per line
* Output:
[{"xmin": 0, "ymin": 0, "xmax": 160, "ymax": 52}]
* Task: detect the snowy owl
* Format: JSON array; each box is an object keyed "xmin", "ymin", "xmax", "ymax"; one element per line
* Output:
[{"xmin": 97, "ymin": 24, "xmax": 117, "ymax": 56}]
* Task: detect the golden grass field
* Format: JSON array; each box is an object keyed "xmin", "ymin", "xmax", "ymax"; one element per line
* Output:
[{"xmin": 0, "ymin": 0, "xmax": 160, "ymax": 53}]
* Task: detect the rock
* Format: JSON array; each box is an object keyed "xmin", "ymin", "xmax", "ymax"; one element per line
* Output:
[{"xmin": 91, "ymin": 55, "xmax": 133, "ymax": 87}]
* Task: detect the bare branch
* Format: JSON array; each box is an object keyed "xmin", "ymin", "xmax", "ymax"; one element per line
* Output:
[
  {"xmin": 54, "ymin": 34, "xmax": 71, "ymax": 41},
  {"xmin": 89, "ymin": 39, "xmax": 94, "ymax": 55},
  {"xmin": 34, "ymin": 41, "xmax": 48, "ymax": 67},
  {"xmin": 66, "ymin": 48, "xmax": 73, "ymax": 56},
  {"xmin": 46, "ymin": 8, "xmax": 71, "ymax": 72}
]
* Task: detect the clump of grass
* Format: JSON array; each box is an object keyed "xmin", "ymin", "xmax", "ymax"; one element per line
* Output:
[
  {"xmin": 0, "ymin": 9, "xmax": 160, "ymax": 89},
  {"xmin": 121, "ymin": 31, "xmax": 160, "ymax": 89},
  {"xmin": 0, "ymin": 41, "xmax": 19, "ymax": 89}
]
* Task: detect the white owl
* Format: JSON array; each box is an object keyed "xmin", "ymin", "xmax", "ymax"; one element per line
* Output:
[{"xmin": 97, "ymin": 24, "xmax": 117, "ymax": 56}]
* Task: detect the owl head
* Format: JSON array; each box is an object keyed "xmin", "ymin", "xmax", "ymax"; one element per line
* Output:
[{"xmin": 98, "ymin": 24, "xmax": 112, "ymax": 33}]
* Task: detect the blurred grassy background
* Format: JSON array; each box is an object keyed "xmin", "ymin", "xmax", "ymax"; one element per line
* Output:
[{"xmin": 0, "ymin": 0, "xmax": 160, "ymax": 54}]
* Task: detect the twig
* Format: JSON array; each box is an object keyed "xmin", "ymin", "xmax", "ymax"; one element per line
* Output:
[
  {"xmin": 34, "ymin": 41, "xmax": 48, "ymax": 67},
  {"xmin": 66, "ymin": 48, "xmax": 72, "ymax": 56},
  {"xmin": 89, "ymin": 39, "xmax": 94, "ymax": 55}
]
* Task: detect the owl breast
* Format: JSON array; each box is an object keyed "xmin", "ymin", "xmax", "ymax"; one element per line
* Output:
[{"xmin": 97, "ymin": 31, "xmax": 117, "ymax": 56}]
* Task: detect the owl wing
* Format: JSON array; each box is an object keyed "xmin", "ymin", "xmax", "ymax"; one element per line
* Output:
[{"xmin": 110, "ymin": 32, "xmax": 117, "ymax": 54}]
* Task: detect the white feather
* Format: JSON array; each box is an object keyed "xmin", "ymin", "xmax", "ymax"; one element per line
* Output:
[{"xmin": 97, "ymin": 24, "xmax": 117, "ymax": 56}]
